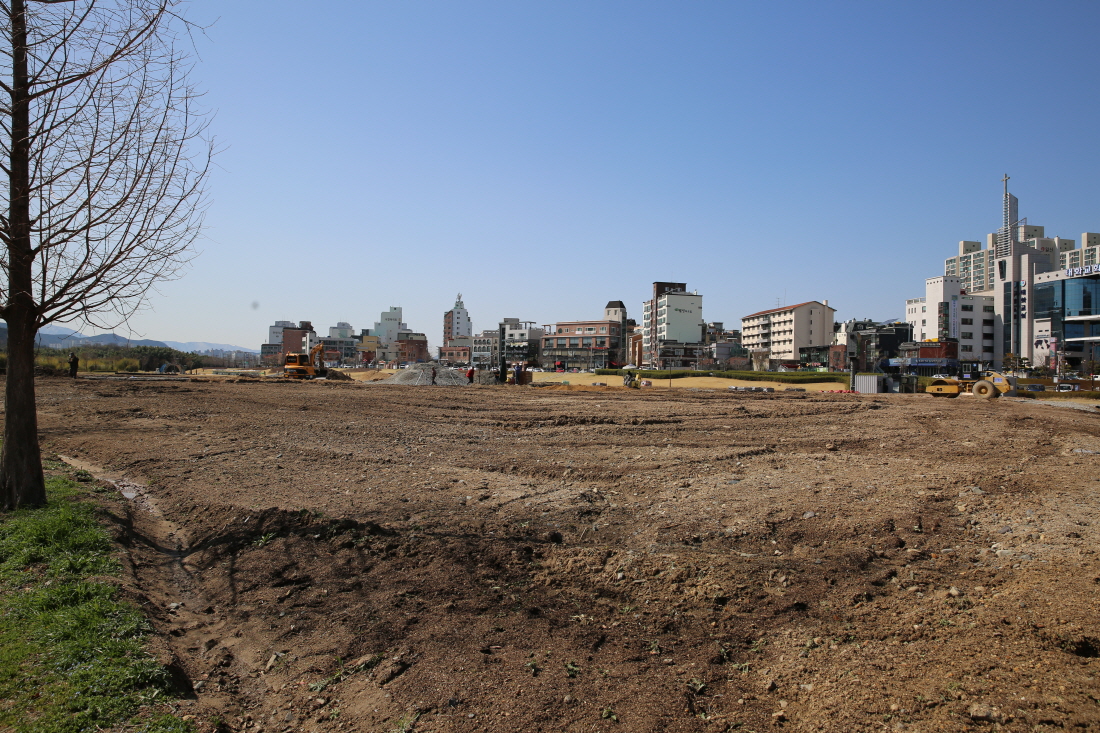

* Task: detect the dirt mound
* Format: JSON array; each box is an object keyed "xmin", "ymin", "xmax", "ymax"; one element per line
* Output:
[
  {"xmin": 323, "ymin": 369, "xmax": 354, "ymax": 381},
  {"xmin": 374, "ymin": 363, "xmax": 469, "ymax": 386},
  {"xmin": 31, "ymin": 379, "xmax": 1100, "ymax": 732}
]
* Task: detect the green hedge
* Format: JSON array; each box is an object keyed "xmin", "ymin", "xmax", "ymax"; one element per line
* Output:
[{"xmin": 595, "ymin": 369, "xmax": 850, "ymax": 385}]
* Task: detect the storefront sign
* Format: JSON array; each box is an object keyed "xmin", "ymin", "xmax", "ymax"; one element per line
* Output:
[{"xmin": 1066, "ymin": 266, "xmax": 1100, "ymax": 278}]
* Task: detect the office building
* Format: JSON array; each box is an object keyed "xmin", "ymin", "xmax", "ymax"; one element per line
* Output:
[
  {"xmin": 904, "ymin": 277, "xmax": 995, "ymax": 370},
  {"xmin": 640, "ymin": 283, "xmax": 705, "ymax": 367}
]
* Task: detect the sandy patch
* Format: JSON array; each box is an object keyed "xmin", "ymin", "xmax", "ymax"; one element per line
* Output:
[{"xmin": 530, "ymin": 371, "xmax": 848, "ymax": 391}]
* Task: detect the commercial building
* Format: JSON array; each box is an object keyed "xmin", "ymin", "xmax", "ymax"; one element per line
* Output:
[
  {"xmin": 917, "ymin": 180, "xmax": 1100, "ymax": 369},
  {"xmin": 1032, "ymin": 267, "xmax": 1100, "ymax": 372},
  {"xmin": 740, "ymin": 301, "xmax": 835, "ymax": 368},
  {"xmin": 799, "ymin": 344, "xmax": 850, "ymax": 372},
  {"xmin": 807, "ymin": 321, "xmax": 912, "ymax": 372},
  {"xmin": 904, "ymin": 277, "xmax": 994, "ymax": 371},
  {"xmin": 267, "ymin": 320, "xmax": 296, "ymax": 346},
  {"xmin": 260, "ymin": 320, "xmax": 312, "ymax": 364},
  {"xmin": 439, "ymin": 344, "xmax": 471, "ymax": 365},
  {"xmin": 541, "ymin": 301, "xmax": 630, "ymax": 371},
  {"xmin": 640, "ymin": 283, "xmax": 705, "ymax": 368},
  {"xmin": 889, "ymin": 339, "xmax": 960, "ymax": 375},
  {"xmin": 395, "ymin": 334, "xmax": 430, "ymax": 364},
  {"xmin": 499, "ymin": 318, "xmax": 544, "ymax": 368},
  {"xmin": 443, "ymin": 294, "xmax": 472, "ymax": 345},
  {"xmin": 357, "ymin": 335, "xmax": 380, "ymax": 364},
  {"xmin": 472, "ymin": 329, "xmax": 498, "ymax": 369}
]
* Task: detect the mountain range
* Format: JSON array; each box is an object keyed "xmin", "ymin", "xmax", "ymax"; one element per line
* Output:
[{"xmin": 19, "ymin": 325, "xmax": 259, "ymax": 353}]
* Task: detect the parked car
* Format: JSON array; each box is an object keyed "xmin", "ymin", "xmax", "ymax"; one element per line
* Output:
[
  {"xmin": 1057, "ymin": 383, "xmax": 1078, "ymax": 392},
  {"xmin": 1023, "ymin": 384, "xmax": 1046, "ymax": 392}
]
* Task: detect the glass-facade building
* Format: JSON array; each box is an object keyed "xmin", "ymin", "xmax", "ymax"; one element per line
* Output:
[{"xmin": 1033, "ymin": 275, "xmax": 1100, "ymax": 362}]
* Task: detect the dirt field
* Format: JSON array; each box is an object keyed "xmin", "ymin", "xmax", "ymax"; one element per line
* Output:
[{"xmin": 28, "ymin": 377, "xmax": 1100, "ymax": 732}]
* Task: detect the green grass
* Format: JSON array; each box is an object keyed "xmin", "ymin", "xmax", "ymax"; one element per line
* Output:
[{"xmin": 0, "ymin": 475, "xmax": 192, "ymax": 733}]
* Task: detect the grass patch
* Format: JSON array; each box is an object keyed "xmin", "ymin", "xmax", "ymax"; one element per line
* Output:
[{"xmin": 0, "ymin": 475, "xmax": 192, "ymax": 733}]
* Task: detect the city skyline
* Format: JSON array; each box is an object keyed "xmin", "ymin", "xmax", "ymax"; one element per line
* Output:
[{"xmin": 60, "ymin": 1, "xmax": 1100, "ymax": 351}]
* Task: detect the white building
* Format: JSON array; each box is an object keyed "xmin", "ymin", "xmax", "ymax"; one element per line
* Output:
[
  {"xmin": 904, "ymin": 277, "xmax": 995, "ymax": 367},
  {"xmin": 740, "ymin": 301, "xmax": 835, "ymax": 365},
  {"xmin": 328, "ymin": 322, "xmax": 354, "ymax": 339},
  {"xmin": 367, "ymin": 307, "xmax": 408, "ymax": 346},
  {"xmin": 267, "ymin": 320, "xmax": 296, "ymax": 345},
  {"xmin": 640, "ymin": 283, "xmax": 704, "ymax": 366},
  {"xmin": 443, "ymin": 294, "xmax": 472, "ymax": 345}
]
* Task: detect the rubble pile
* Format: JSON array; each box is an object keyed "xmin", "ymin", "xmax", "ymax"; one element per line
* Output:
[{"xmin": 374, "ymin": 362, "xmax": 470, "ymax": 386}]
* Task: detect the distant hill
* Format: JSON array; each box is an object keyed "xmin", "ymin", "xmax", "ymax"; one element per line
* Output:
[
  {"xmin": 70, "ymin": 333, "xmax": 168, "ymax": 348},
  {"xmin": 162, "ymin": 341, "xmax": 259, "ymax": 354},
  {"xmin": 40, "ymin": 325, "xmax": 87, "ymax": 338},
  {"xmin": 0, "ymin": 324, "xmax": 257, "ymax": 353}
]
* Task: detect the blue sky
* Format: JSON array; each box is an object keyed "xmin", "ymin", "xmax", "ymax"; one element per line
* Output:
[{"xmin": 114, "ymin": 1, "xmax": 1100, "ymax": 350}]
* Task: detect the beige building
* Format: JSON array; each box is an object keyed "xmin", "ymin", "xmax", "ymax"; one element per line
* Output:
[{"xmin": 740, "ymin": 301, "xmax": 836, "ymax": 365}]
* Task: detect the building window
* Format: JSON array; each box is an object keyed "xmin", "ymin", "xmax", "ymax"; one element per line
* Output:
[
  {"xmin": 961, "ymin": 345, "xmax": 974, "ymax": 352},
  {"xmin": 961, "ymin": 332, "xmax": 973, "ymax": 339},
  {"xmin": 922, "ymin": 306, "xmax": 926, "ymax": 312},
  {"xmin": 921, "ymin": 320, "xmax": 926, "ymax": 326},
  {"xmin": 983, "ymin": 305, "xmax": 994, "ymax": 312},
  {"xmin": 961, "ymin": 318, "xmax": 973, "ymax": 325},
  {"xmin": 599, "ymin": 327, "xmax": 607, "ymax": 333},
  {"xmin": 961, "ymin": 305, "xmax": 974, "ymax": 311}
]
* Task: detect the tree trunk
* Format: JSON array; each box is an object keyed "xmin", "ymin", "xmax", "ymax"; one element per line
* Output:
[{"xmin": 0, "ymin": 0, "xmax": 46, "ymax": 510}]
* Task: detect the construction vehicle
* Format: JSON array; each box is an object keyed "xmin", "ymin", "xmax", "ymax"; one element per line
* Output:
[
  {"xmin": 926, "ymin": 371, "xmax": 1016, "ymax": 399},
  {"xmin": 283, "ymin": 343, "xmax": 326, "ymax": 380}
]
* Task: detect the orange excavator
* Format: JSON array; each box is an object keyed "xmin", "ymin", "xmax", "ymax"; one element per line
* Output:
[{"xmin": 283, "ymin": 343, "xmax": 327, "ymax": 380}]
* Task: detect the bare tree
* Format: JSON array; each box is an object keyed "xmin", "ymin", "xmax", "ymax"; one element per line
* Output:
[{"xmin": 0, "ymin": 0, "xmax": 210, "ymax": 508}]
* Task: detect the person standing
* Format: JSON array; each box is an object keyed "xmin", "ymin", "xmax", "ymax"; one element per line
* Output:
[
  {"xmin": 466, "ymin": 366, "xmax": 475, "ymax": 385},
  {"xmin": 513, "ymin": 362, "xmax": 522, "ymax": 385},
  {"xmin": 431, "ymin": 366, "xmax": 437, "ymax": 385},
  {"xmin": 67, "ymin": 352, "xmax": 79, "ymax": 378}
]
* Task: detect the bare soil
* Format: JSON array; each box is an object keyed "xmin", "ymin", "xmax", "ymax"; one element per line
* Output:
[{"xmin": 27, "ymin": 377, "xmax": 1100, "ymax": 732}]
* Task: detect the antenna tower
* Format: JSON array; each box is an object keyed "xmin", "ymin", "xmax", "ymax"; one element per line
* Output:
[{"xmin": 996, "ymin": 174, "xmax": 1019, "ymax": 258}]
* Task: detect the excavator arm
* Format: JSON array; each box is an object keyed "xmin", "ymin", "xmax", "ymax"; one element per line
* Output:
[{"xmin": 310, "ymin": 343, "xmax": 325, "ymax": 371}]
